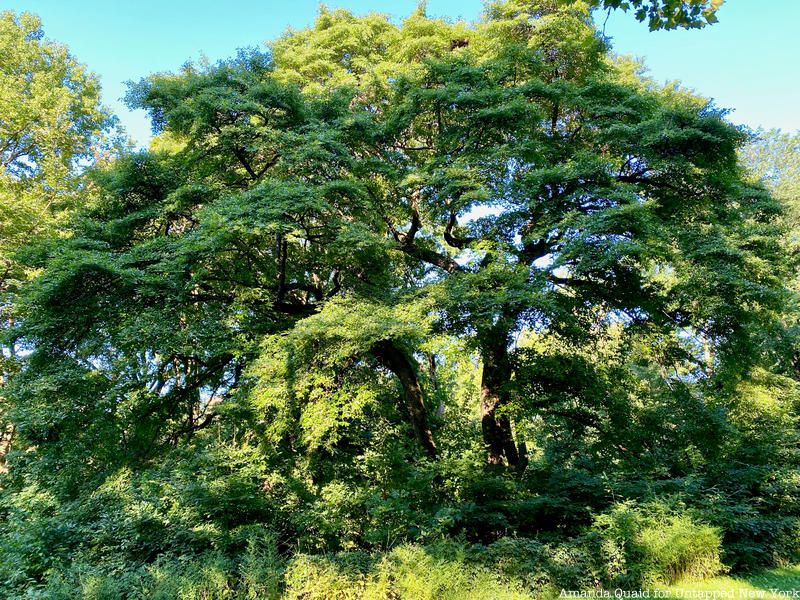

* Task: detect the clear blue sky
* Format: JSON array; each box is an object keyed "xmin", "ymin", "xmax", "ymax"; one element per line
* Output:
[{"xmin": 7, "ymin": 0, "xmax": 799, "ymax": 146}]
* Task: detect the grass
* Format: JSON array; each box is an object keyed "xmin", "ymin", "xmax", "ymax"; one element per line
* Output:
[{"xmin": 657, "ymin": 565, "xmax": 800, "ymax": 600}]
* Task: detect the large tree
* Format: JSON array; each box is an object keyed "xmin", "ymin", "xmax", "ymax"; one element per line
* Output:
[
  {"xmin": 3, "ymin": 3, "xmax": 799, "ymax": 592},
  {"xmin": 2, "ymin": 0, "xmax": 790, "ymax": 530},
  {"xmin": 6, "ymin": 1, "xmax": 787, "ymax": 478},
  {"xmin": 268, "ymin": 0, "xmax": 787, "ymax": 465}
]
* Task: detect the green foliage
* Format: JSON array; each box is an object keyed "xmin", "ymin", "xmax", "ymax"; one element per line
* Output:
[
  {"xmin": 0, "ymin": 11, "xmax": 113, "ymax": 287},
  {"xmin": 588, "ymin": 0, "xmax": 724, "ymax": 31},
  {"xmin": 284, "ymin": 544, "xmax": 534, "ymax": 600},
  {"xmin": 38, "ymin": 541, "xmax": 284, "ymax": 600},
  {"xmin": 0, "ymin": 2, "xmax": 798, "ymax": 598},
  {"xmin": 0, "ymin": 9, "xmax": 115, "ymax": 480},
  {"xmin": 594, "ymin": 500, "xmax": 725, "ymax": 586}
]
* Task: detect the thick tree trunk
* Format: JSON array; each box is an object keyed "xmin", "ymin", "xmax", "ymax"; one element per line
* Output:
[
  {"xmin": 373, "ymin": 340, "xmax": 438, "ymax": 459},
  {"xmin": 479, "ymin": 335, "xmax": 519, "ymax": 467}
]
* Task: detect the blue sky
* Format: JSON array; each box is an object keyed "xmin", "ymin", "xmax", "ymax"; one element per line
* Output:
[{"xmin": 7, "ymin": 0, "xmax": 799, "ymax": 146}]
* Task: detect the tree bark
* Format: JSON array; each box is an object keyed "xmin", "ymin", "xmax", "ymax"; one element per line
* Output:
[
  {"xmin": 479, "ymin": 332, "xmax": 519, "ymax": 467},
  {"xmin": 373, "ymin": 340, "xmax": 438, "ymax": 459},
  {"xmin": 0, "ymin": 422, "xmax": 14, "ymax": 473}
]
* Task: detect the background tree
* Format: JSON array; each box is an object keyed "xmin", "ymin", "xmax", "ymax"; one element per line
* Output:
[
  {"xmin": 741, "ymin": 130, "xmax": 800, "ymax": 230},
  {"xmin": 0, "ymin": 11, "xmax": 111, "ymax": 288},
  {"xmin": 0, "ymin": 11, "xmax": 112, "ymax": 472},
  {"xmin": 740, "ymin": 130, "xmax": 800, "ymax": 385}
]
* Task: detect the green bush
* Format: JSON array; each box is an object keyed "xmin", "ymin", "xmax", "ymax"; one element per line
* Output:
[
  {"xmin": 284, "ymin": 544, "xmax": 533, "ymax": 600},
  {"xmin": 473, "ymin": 536, "xmax": 605, "ymax": 594},
  {"xmin": 30, "ymin": 527, "xmax": 284, "ymax": 600},
  {"xmin": 594, "ymin": 501, "xmax": 725, "ymax": 586}
]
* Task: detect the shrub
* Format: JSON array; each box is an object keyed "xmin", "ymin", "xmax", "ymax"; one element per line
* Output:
[
  {"xmin": 284, "ymin": 543, "xmax": 534, "ymax": 600},
  {"xmin": 31, "ymin": 527, "xmax": 284, "ymax": 600},
  {"xmin": 594, "ymin": 501, "xmax": 725, "ymax": 586}
]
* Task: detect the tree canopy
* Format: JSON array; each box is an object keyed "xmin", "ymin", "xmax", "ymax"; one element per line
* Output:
[
  {"xmin": 0, "ymin": 11, "xmax": 111, "ymax": 288},
  {"xmin": 0, "ymin": 10, "xmax": 112, "ymax": 478}
]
